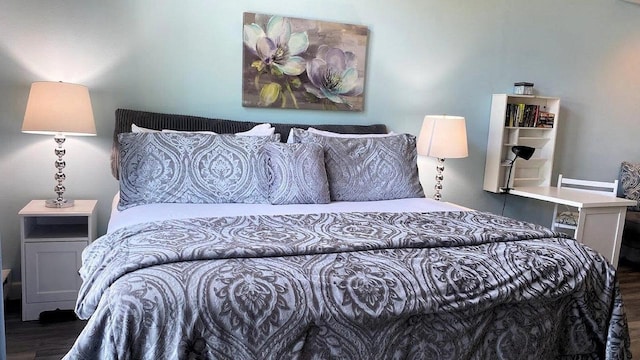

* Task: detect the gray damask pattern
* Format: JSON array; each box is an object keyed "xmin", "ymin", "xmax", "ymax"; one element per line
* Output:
[
  {"xmin": 620, "ymin": 161, "xmax": 640, "ymax": 211},
  {"xmin": 118, "ymin": 133, "xmax": 279, "ymax": 209},
  {"xmin": 65, "ymin": 211, "xmax": 630, "ymax": 360},
  {"xmin": 290, "ymin": 129, "xmax": 425, "ymax": 201},
  {"xmin": 261, "ymin": 142, "xmax": 330, "ymax": 204},
  {"xmin": 556, "ymin": 210, "xmax": 578, "ymax": 225}
]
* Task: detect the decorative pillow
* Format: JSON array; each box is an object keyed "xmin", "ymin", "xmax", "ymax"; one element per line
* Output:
[
  {"xmin": 556, "ymin": 211, "xmax": 578, "ymax": 226},
  {"xmin": 261, "ymin": 142, "xmax": 330, "ymax": 205},
  {"xmin": 290, "ymin": 129, "xmax": 424, "ymax": 201},
  {"xmin": 118, "ymin": 133, "xmax": 279, "ymax": 210},
  {"xmin": 286, "ymin": 127, "xmax": 305, "ymax": 143},
  {"xmin": 620, "ymin": 161, "xmax": 640, "ymax": 211}
]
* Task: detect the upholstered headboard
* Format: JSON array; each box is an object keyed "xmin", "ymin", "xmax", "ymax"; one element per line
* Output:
[{"xmin": 110, "ymin": 108, "xmax": 388, "ymax": 179}]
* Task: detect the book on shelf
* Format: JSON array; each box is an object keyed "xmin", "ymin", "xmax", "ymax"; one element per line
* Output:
[
  {"xmin": 536, "ymin": 111, "xmax": 555, "ymax": 128},
  {"xmin": 504, "ymin": 103, "xmax": 554, "ymax": 128}
]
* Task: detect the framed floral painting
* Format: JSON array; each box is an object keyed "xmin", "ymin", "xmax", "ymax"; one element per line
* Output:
[{"xmin": 242, "ymin": 12, "xmax": 368, "ymax": 111}]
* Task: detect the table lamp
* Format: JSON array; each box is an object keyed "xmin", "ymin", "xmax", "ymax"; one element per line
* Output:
[
  {"xmin": 22, "ymin": 81, "xmax": 96, "ymax": 208},
  {"xmin": 501, "ymin": 145, "xmax": 535, "ymax": 193},
  {"xmin": 417, "ymin": 115, "xmax": 468, "ymax": 201}
]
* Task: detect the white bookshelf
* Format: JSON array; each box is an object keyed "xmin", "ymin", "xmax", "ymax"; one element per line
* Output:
[{"xmin": 483, "ymin": 94, "xmax": 560, "ymax": 193}]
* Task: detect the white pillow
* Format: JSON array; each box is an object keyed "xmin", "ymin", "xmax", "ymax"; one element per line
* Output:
[
  {"xmin": 287, "ymin": 128, "xmax": 302, "ymax": 143},
  {"xmin": 161, "ymin": 129, "xmax": 216, "ymax": 134},
  {"xmin": 288, "ymin": 127, "xmax": 396, "ymax": 143},
  {"xmin": 133, "ymin": 123, "xmax": 274, "ymax": 136},
  {"xmin": 131, "ymin": 124, "xmax": 160, "ymax": 133},
  {"xmin": 236, "ymin": 123, "xmax": 275, "ymax": 136},
  {"xmin": 307, "ymin": 127, "xmax": 397, "ymax": 138}
]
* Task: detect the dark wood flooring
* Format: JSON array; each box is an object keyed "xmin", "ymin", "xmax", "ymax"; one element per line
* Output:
[
  {"xmin": 5, "ymin": 302, "xmax": 86, "ymax": 360},
  {"xmin": 620, "ymin": 263, "xmax": 640, "ymax": 358},
  {"xmin": 4, "ymin": 265, "xmax": 640, "ymax": 359}
]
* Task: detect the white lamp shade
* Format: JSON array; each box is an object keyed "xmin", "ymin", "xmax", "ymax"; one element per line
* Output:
[
  {"xmin": 22, "ymin": 81, "xmax": 96, "ymax": 136},
  {"xmin": 417, "ymin": 115, "xmax": 468, "ymax": 158}
]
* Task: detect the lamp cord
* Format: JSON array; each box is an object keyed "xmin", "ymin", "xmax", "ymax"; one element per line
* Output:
[
  {"xmin": 504, "ymin": 159, "xmax": 515, "ymax": 192},
  {"xmin": 501, "ymin": 191, "xmax": 508, "ymax": 216},
  {"xmin": 501, "ymin": 158, "xmax": 516, "ymax": 216}
]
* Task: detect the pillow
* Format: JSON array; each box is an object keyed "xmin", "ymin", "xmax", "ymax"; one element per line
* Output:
[
  {"xmin": 290, "ymin": 128, "xmax": 424, "ymax": 201},
  {"xmin": 131, "ymin": 124, "xmax": 160, "ymax": 133},
  {"xmin": 287, "ymin": 127, "xmax": 394, "ymax": 143},
  {"xmin": 286, "ymin": 128, "xmax": 305, "ymax": 143},
  {"xmin": 118, "ymin": 132, "xmax": 279, "ymax": 209},
  {"xmin": 620, "ymin": 161, "xmax": 640, "ymax": 211},
  {"xmin": 261, "ymin": 142, "xmax": 330, "ymax": 205},
  {"xmin": 307, "ymin": 127, "xmax": 397, "ymax": 138},
  {"xmin": 160, "ymin": 123, "xmax": 274, "ymax": 136},
  {"xmin": 162, "ymin": 129, "xmax": 216, "ymax": 134},
  {"xmin": 237, "ymin": 123, "xmax": 275, "ymax": 136}
]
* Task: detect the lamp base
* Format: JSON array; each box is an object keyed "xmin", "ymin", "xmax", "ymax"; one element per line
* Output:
[
  {"xmin": 46, "ymin": 134, "xmax": 74, "ymax": 209},
  {"xmin": 45, "ymin": 199, "xmax": 75, "ymax": 208},
  {"xmin": 433, "ymin": 158, "xmax": 445, "ymax": 201}
]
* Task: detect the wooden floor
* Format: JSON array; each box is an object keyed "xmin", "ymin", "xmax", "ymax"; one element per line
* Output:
[
  {"xmin": 621, "ymin": 263, "xmax": 640, "ymax": 358},
  {"xmin": 5, "ymin": 302, "xmax": 86, "ymax": 360},
  {"xmin": 4, "ymin": 265, "xmax": 640, "ymax": 359}
]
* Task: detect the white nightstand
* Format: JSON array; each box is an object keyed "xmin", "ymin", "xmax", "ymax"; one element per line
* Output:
[{"xmin": 19, "ymin": 200, "xmax": 97, "ymax": 321}]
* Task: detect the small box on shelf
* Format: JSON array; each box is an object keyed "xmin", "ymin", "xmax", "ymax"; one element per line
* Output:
[{"xmin": 514, "ymin": 82, "xmax": 534, "ymax": 95}]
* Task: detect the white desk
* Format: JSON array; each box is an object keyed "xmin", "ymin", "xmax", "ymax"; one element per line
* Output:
[{"xmin": 510, "ymin": 186, "xmax": 637, "ymax": 268}]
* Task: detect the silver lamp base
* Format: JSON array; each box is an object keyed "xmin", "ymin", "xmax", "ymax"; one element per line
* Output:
[
  {"xmin": 46, "ymin": 133, "xmax": 75, "ymax": 208},
  {"xmin": 433, "ymin": 158, "xmax": 445, "ymax": 201},
  {"xmin": 45, "ymin": 198, "xmax": 75, "ymax": 208}
]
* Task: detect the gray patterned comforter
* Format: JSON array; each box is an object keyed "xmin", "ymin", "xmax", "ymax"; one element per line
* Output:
[{"xmin": 64, "ymin": 211, "xmax": 630, "ymax": 359}]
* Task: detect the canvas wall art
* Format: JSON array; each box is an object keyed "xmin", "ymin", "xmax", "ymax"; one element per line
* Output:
[{"xmin": 242, "ymin": 12, "xmax": 369, "ymax": 111}]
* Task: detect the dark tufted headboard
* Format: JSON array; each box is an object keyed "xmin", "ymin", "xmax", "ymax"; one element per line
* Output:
[{"xmin": 110, "ymin": 108, "xmax": 388, "ymax": 179}]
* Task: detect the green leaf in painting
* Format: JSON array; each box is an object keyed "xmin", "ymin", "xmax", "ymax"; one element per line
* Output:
[
  {"xmin": 251, "ymin": 60, "xmax": 265, "ymax": 72},
  {"xmin": 290, "ymin": 77, "xmax": 302, "ymax": 88},
  {"xmin": 260, "ymin": 82, "xmax": 281, "ymax": 106},
  {"xmin": 254, "ymin": 74, "xmax": 261, "ymax": 91}
]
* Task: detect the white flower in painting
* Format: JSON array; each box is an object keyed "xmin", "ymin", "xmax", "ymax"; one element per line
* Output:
[
  {"xmin": 243, "ymin": 16, "xmax": 309, "ymax": 76},
  {"xmin": 304, "ymin": 45, "xmax": 363, "ymax": 105}
]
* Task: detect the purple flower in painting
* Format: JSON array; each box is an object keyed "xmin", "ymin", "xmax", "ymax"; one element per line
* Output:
[
  {"xmin": 304, "ymin": 45, "xmax": 363, "ymax": 105},
  {"xmin": 243, "ymin": 16, "xmax": 309, "ymax": 76}
]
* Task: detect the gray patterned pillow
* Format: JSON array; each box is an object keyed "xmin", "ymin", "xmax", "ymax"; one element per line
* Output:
[
  {"xmin": 261, "ymin": 143, "xmax": 330, "ymax": 205},
  {"xmin": 118, "ymin": 133, "xmax": 279, "ymax": 210},
  {"xmin": 290, "ymin": 129, "xmax": 424, "ymax": 201},
  {"xmin": 620, "ymin": 161, "xmax": 640, "ymax": 211}
]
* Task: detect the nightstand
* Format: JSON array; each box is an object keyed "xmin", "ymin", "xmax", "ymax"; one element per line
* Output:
[{"xmin": 19, "ymin": 200, "xmax": 97, "ymax": 321}]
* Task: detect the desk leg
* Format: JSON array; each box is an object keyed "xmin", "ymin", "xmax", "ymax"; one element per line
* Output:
[{"xmin": 574, "ymin": 206, "xmax": 627, "ymax": 268}]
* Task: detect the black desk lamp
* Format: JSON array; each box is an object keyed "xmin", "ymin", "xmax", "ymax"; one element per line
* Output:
[{"xmin": 501, "ymin": 145, "xmax": 535, "ymax": 193}]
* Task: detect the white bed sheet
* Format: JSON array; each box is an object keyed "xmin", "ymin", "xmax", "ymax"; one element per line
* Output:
[{"xmin": 108, "ymin": 195, "xmax": 469, "ymax": 233}]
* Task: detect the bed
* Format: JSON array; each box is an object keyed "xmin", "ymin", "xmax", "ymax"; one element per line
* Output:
[{"xmin": 64, "ymin": 109, "xmax": 630, "ymax": 359}]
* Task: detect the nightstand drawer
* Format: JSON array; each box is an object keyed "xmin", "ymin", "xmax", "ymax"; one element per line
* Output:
[{"xmin": 24, "ymin": 241, "xmax": 85, "ymax": 303}]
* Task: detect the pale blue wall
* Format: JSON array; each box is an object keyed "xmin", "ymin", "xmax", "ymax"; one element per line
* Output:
[{"xmin": 0, "ymin": 0, "xmax": 639, "ymax": 294}]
